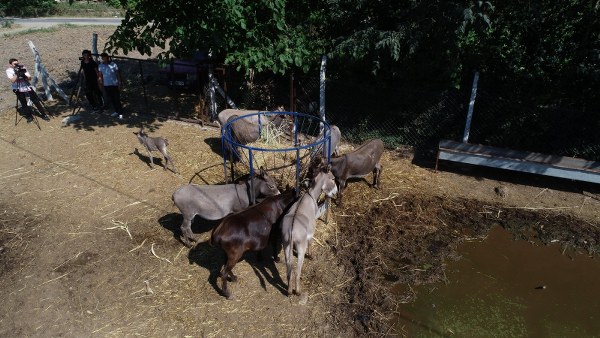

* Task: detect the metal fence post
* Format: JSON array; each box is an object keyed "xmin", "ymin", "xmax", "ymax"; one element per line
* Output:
[
  {"xmin": 92, "ymin": 33, "xmax": 98, "ymax": 61},
  {"xmin": 463, "ymin": 71, "xmax": 479, "ymax": 143},
  {"xmin": 208, "ymin": 64, "xmax": 217, "ymax": 121},
  {"xmin": 138, "ymin": 60, "xmax": 149, "ymax": 113}
]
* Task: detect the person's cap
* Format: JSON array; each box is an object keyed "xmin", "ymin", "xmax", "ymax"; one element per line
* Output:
[
  {"xmin": 82, "ymin": 49, "xmax": 91, "ymax": 55},
  {"xmin": 100, "ymin": 52, "xmax": 109, "ymax": 57}
]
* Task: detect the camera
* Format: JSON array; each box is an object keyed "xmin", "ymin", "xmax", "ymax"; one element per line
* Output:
[{"xmin": 14, "ymin": 64, "xmax": 27, "ymax": 77}]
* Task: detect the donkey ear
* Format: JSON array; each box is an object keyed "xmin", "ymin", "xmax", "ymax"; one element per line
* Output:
[{"xmin": 259, "ymin": 166, "xmax": 266, "ymax": 177}]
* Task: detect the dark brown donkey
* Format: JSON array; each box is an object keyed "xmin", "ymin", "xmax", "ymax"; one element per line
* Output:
[{"xmin": 210, "ymin": 190, "xmax": 296, "ymax": 299}]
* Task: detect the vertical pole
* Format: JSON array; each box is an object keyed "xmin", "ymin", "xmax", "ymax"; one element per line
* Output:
[
  {"xmin": 289, "ymin": 72, "xmax": 295, "ymax": 112},
  {"xmin": 138, "ymin": 60, "xmax": 149, "ymax": 113},
  {"xmin": 463, "ymin": 71, "xmax": 479, "ymax": 143},
  {"xmin": 293, "ymin": 115, "xmax": 301, "ymax": 197},
  {"xmin": 208, "ymin": 64, "xmax": 217, "ymax": 121},
  {"xmin": 319, "ymin": 55, "xmax": 329, "ymax": 158},
  {"xmin": 319, "ymin": 55, "xmax": 327, "ymax": 123},
  {"xmin": 223, "ymin": 66, "xmax": 229, "ymax": 108},
  {"xmin": 319, "ymin": 55, "xmax": 331, "ymax": 223},
  {"xmin": 92, "ymin": 33, "xmax": 99, "ymax": 61},
  {"xmin": 222, "ymin": 129, "xmax": 228, "ymax": 183},
  {"xmin": 249, "ymin": 150, "xmax": 255, "ymax": 205},
  {"xmin": 295, "ymin": 147, "xmax": 301, "ymax": 196}
]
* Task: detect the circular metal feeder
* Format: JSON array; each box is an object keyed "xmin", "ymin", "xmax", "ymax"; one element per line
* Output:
[{"xmin": 221, "ymin": 111, "xmax": 334, "ymax": 201}]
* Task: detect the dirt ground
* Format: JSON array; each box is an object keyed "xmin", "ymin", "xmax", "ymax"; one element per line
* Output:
[{"xmin": 0, "ymin": 26, "xmax": 599, "ymax": 337}]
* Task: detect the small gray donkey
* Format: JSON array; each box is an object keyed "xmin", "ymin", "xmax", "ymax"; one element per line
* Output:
[{"xmin": 134, "ymin": 127, "xmax": 178, "ymax": 173}]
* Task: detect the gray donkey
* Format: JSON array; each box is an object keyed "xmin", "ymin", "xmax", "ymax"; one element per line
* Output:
[{"xmin": 134, "ymin": 127, "xmax": 178, "ymax": 173}]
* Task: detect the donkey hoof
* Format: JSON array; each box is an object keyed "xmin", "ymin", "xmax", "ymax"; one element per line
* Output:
[{"xmin": 180, "ymin": 236, "xmax": 194, "ymax": 248}]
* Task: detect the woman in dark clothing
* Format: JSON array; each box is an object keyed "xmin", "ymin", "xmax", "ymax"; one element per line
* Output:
[{"xmin": 80, "ymin": 50, "xmax": 103, "ymax": 112}]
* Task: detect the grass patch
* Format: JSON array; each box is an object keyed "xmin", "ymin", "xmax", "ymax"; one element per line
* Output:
[
  {"xmin": 1, "ymin": 18, "xmax": 14, "ymax": 29},
  {"xmin": 52, "ymin": 2, "xmax": 124, "ymax": 17},
  {"xmin": 1, "ymin": 23, "xmax": 96, "ymax": 38}
]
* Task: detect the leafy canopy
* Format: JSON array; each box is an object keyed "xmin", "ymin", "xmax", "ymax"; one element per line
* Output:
[
  {"xmin": 106, "ymin": 0, "xmax": 599, "ymax": 105},
  {"xmin": 107, "ymin": 0, "xmax": 325, "ymax": 74}
]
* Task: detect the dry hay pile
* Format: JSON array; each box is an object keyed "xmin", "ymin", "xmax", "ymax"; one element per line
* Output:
[{"xmin": 229, "ymin": 120, "xmax": 322, "ymax": 188}]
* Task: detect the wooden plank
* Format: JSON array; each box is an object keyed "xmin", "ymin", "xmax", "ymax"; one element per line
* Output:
[
  {"xmin": 439, "ymin": 140, "xmax": 600, "ymax": 173},
  {"xmin": 437, "ymin": 140, "xmax": 600, "ymax": 184}
]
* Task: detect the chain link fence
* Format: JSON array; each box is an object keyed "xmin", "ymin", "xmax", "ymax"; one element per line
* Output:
[{"xmin": 98, "ymin": 55, "xmax": 599, "ymax": 162}]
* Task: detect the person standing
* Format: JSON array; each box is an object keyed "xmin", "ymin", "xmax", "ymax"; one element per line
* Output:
[
  {"xmin": 6, "ymin": 58, "xmax": 50, "ymax": 123},
  {"xmin": 97, "ymin": 52, "xmax": 124, "ymax": 119},
  {"xmin": 80, "ymin": 50, "xmax": 103, "ymax": 112}
]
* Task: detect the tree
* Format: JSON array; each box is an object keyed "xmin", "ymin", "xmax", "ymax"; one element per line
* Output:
[
  {"xmin": 1, "ymin": 0, "xmax": 57, "ymax": 17},
  {"xmin": 107, "ymin": 0, "xmax": 325, "ymax": 74},
  {"xmin": 106, "ymin": 0, "xmax": 599, "ymax": 108}
]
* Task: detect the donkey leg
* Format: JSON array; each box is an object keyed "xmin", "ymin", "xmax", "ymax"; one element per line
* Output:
[
  {"xmin": 305, "ymin": 240, "xmax": 314, "ymax": 260},
  {"xmin": 222, "ymin": 255, "xmax": 240, "ymax": 299},
  {"xmin": 270, "ymin": 232, "xmax": 282, "ymax": 262},
  {"xmin": 335, "ymin": 183, "xmax": 345, "ymax": 207},
  {"xmin": 295, "ymin": 241, "xmax": 309, "ymax": 304},
  {"xmin": 283, "ymin": 241, "xmax": 294, "ymax": 296},
  {"xmin": 373, "ymin": 163, "xmax": 382, "ymax": 189},
  {"xmin": 165, "ymin": 155, "xmax": 178, "ymax": 173},
  {"xmin": 220, "ymin": 263, "xmax": 231, "ymax": 299},
  {"xmin": 179, "ymin": 215, "xmax": 196, "ymax": 247},
  {"xmin": 146, "ymin": 150, "xmax": 155, "ymax": 168}
]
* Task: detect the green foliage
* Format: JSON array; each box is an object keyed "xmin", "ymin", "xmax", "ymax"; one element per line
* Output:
[
  {"xmin": 472, "ymin": 1, "xmax": 600, "ymax": 107},
  {"xmin": 1, "ymin": 0, "xmax": 57, "ymax": 17},
  {"xmin": 105, "ymin": 0, "xmax": 600, "ymax": 110},
  {"xmin": 55, "ymin": 1, "xmax": 124, "ymax": 17},
  {"xmin": 1, "ymin": 18, "xmax": 14, "ymax": 28},
  {"xmin": 107, "ymin": 0, "xmax": 325, "ymax": 75}
]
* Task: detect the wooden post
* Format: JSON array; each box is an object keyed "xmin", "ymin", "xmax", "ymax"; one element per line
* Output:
[
  {"xmin": 92, "ymin": 33, "xmax": 99, "ymax": 61},
  {"xmin": 28, "ymin": 41, "xmax": 69, "ymax": 103}
]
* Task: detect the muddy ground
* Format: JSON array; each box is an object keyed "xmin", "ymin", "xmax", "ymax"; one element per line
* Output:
[{"xmin": 0, "ymin": 26, "xmax": 599, "ymax": 337}]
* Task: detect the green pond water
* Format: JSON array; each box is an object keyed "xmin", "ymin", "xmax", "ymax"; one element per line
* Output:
[{"xmin": 393, "ymin": 226, "xmax": 600, "ymax": 337}]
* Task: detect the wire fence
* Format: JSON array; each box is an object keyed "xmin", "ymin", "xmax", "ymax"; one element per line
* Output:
[{"xmin": 84, "ymin": 55, "xmax": 600, "ymax": 162}]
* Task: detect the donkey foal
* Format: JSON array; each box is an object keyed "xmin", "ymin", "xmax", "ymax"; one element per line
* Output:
[{"xmin": 134, "ymin": 127, "xmax": 178, "ymax": 173}]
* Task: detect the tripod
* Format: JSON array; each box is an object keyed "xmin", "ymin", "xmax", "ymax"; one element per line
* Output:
[
  {"xmin": 70, "ymin": 61, "xmax": 105, "ymax": 116},
  {"xmin": 70, "ymin": 64, "xmax": 84, "ymax": 116},
  {"xmin": 14, "ymin": 77, "xmax": 49, "ymax": 128}
]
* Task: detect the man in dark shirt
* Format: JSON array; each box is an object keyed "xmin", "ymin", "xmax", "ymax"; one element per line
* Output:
[{"xmin": 80, "ymin": 50, "xmax": 103, "ymax": 112}]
